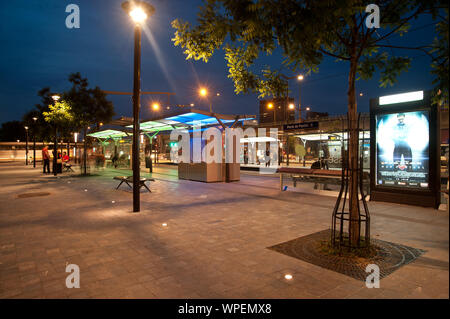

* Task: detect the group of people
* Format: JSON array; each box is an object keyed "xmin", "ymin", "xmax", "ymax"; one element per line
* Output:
[{"xmin": 41, "ymin": 146, "xmax": 70, "ymax": 174}]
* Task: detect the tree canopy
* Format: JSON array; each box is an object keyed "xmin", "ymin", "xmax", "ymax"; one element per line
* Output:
[
  {"xmin": 172, "ymin": 0, "xmax": 447, "ymax": 100},
  {"xmin": 63, "ymin": 72, "xmax": 115, "ymax": 132},
  {"xmin": 43, "ymin": 100, "xmax": 74, "ymax": 128}
]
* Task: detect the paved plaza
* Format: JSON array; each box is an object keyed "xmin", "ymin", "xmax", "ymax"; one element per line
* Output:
[{"xmin": 0, "ymin": 162, "xmax": 448, "ymax": 299}]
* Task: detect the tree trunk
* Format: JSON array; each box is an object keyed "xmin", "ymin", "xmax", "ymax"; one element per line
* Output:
[{"xmin": 348, "ymin": 57, "xmax": 360, "ymax": 246}]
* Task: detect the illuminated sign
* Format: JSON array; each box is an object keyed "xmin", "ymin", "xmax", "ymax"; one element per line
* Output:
[
  {"xmin": 379, "ymin": 91, "xmax": 423, "ymax": 105},
  {"xmin": 375, "ymin": 111, "xmax": 429, "ymax": 188}
]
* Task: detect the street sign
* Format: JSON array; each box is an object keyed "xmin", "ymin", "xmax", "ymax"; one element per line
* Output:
[{"xmin": 283, "ymin": 121, "xmax": 319, "ymax": 131}]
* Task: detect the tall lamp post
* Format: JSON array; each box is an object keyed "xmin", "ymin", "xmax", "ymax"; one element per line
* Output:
[
  {"xmin": 267, "ymin": 102, "xmax": 276, "ymax": 123},
  {"xmin": 32, "ymin": 117, "xmax": 37, "ymax": 167},
  {"xmin": 74, "ymin": 132, "xmax": 78, "ymax": 164},
  {"xmin": 281, "ymin": 74, "xmax": 305, "ymax": 121},
  {"xmin": 24, "ymin": 126, "xmax": 29, "ymax": 165},
  {"xmin": 297, "ymin": 75, "xmax": 304, "ymax": 121},
  {"xmin": 51, "ymin": 94, "xmax": 60, "ymax": 176},
  {"xmin": 199, "ymin": 87, "xmax": 220, "ymax": 113},
  {"xmin": 122, "ymin": 1, "xmax": 155, "ymax": 213}
]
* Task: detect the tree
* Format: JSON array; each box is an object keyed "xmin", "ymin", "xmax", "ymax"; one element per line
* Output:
[
  {"xmin": 0, "ymin": 121, "xmax": 27, "ymax": 142},
  {"xmin": 172, "ymin": 0, "xmax": 445, "ymax": 246},
  {"xmin": 43, "ymin": 100, "xmax": 74, "ymax": 176},
  {"xmin": 43, "ymin": 100, "xmax": 74, "ymax": 128},
  {"xmin": 63, "ymin": 72, "xmax": 115, "ymax": 174}
]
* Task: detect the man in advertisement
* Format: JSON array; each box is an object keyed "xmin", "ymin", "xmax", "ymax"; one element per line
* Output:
[{"xmin": 392, "ymin": 113, "xmax": 412, "ymax": 166}]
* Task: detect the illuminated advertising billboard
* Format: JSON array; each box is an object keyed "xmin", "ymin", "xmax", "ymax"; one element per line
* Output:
[
  {"xmin": 370, "ymin": 90, "xmax": 440, "ymax": 208},
  {"xmin": 375, "ymin": 111, "xmax": 429, "ymax": 188}
]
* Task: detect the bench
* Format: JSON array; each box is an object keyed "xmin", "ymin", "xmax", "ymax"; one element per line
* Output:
[
  {"xmin": 278, "ymin": 167, "xmax": 370, "ymax": 193},
  {"xmin": 63, "ymin": 163, "xmax": 74, "ymax": 172},
  {"xmin": 113, "ymin": 176, "xmax": 155, "ymax": 192}
]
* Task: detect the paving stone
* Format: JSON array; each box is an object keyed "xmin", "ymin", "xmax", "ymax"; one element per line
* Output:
[{"xmin": 0, "ymin": 163, "xmax": 448, "ymax": 299}]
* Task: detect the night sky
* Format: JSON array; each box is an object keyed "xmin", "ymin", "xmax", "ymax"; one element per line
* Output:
[{"xmin": 0, "ymin": 0, "xmax": 439, "ymax": 125}]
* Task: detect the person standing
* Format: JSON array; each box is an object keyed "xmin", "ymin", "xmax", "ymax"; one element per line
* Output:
[{"xmin": 42, "ymin": 145, "xmax": 50, "ymax": 174}]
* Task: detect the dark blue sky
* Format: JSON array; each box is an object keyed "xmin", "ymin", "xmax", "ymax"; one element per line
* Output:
[{"xmin": 0, "ymin": 0, "xmax": 439, "ymax": 124}]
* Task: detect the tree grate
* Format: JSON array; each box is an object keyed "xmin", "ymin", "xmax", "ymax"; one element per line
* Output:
[{"xmin": 268, "ymin": 229, "xmax": 425, "ymax": 281}]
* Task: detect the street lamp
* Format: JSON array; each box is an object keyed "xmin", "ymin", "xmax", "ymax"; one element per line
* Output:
[
  {"xmin": 152, "ymin": 102, "xmax": 160, "ymax": 111},
  {"xmin": 32, "ymin": 117, "xmax": 37, "ymax": 168},
  {"xmin": 51, "ymin": 94, "xmax": 60, "ymax": 176},
  {"xmin": 267, "ymin": 102, "xmax": 276, "ymax": 123},
  {"xmin": 122, "ymin": 0, "xmax": 155, "ymax": 213},
  {"xmin": 198, "ymin": 87, "xmax": 219, "ymax": 113},
  {"xmin": 24, "ymin": 126, "xmax": 29, "ymax": 165},
  {"xmin": 297, "ymin": 74, "xmax": 304, "ymax": 121},
  {"xmin": 74, "ymin": 132, "xmax": 78, "ymax": 164}
]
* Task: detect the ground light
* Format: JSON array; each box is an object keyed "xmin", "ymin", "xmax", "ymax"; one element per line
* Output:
[{"xmin": 284, "ymin": 274, "xmax": 293, "ymax": 280}]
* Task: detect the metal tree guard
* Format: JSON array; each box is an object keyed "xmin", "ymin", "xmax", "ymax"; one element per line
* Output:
[{"xmin": 331, "ymin": 113, "xmax": 370, "ymax": 248}]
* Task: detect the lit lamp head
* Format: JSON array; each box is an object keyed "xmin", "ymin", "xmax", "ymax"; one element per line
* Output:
[
  {"xmin": 51, "ymin": 94, "xmax": 60, "ymax": 101},
  {"xmin": 305, "ymin": 107, "xmax": 311, "ymax": 111},
  {"xmin": 24, "ymin": 126, "xmax": 29, "ymax": 130},
  {"xmin": 288, "ymin": 103, "xmax": 295, "ymax": 110},
  {"xmin": 199, "ymin": 88, "xmax": 208, "ymax": 97},
  {"xmin": 267, "ymin": 103, "xmax": 273, "ymax": 109},
  {"xmin": 152, "ymin": 102, "xmax": 160, "ymax": 110},
  {"xmin": 122, "ymin": 1, "xmax": 155, "ymax": 25},
  {"xmin": 297, "ymin": 74, "xmax": 304, "ymax": 81},
  {"xmin": 32, "ymin": 117, "xmax": 38, "ymax": 122}
]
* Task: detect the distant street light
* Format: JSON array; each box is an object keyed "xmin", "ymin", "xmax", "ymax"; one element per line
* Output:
[
  {"xmin": 297, "ymin": 74, "xmax": 304, "ymax": 122},
  {"xmin": 32, "ymin": 117, "xmax": 37, "ymax": 168},
  {"xmin": 152, "ymin": 102, "xmax": 160, "ymax": 111},
  {"xmin": 199, "ymin": 88, "xmax": 207, "ymax": 97},
  {"xmin": 198, "ymin": 87, "xmax": 219, "ymax": 112},
  {"xmin": 122, "ymin": 0, "xmax": 155, "ymax": 213},
  {"xmin": 267, "ymin": 102, "xmax": 276, "ymax": 122},
  {"xmin": 288, "ymin": 103, "xmax": 295, "ymax": 110},
  {"xmin": 24, "ymin": 126, "xmax": 29, "ymax": 165},
  {"xmin": 52, "ymin": 94, "xmax": 60, "ymax": 176}
]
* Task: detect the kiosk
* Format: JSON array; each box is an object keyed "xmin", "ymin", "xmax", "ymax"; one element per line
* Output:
[{"xmin": 370, "ymin": 90, "xmax": 440, "ymax": 208}]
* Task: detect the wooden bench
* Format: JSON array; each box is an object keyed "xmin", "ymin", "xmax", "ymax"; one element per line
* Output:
[
  {"xmin": 113, "ymin": 176, "xmax": 155, "ymax": 192},
  {"xmin": 278, "ymin": 167, "xmax": 370, "ymax": 192}
]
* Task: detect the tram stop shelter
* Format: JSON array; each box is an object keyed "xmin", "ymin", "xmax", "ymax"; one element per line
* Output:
[{"xmin": 88, "ymin": 109, "xmax": 255, "ymax": 183}]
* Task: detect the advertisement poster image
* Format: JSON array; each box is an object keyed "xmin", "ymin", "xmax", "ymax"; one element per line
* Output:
[{"xmin": 376, "ymin": 110, "xmax": 429, "ymax": 188}]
